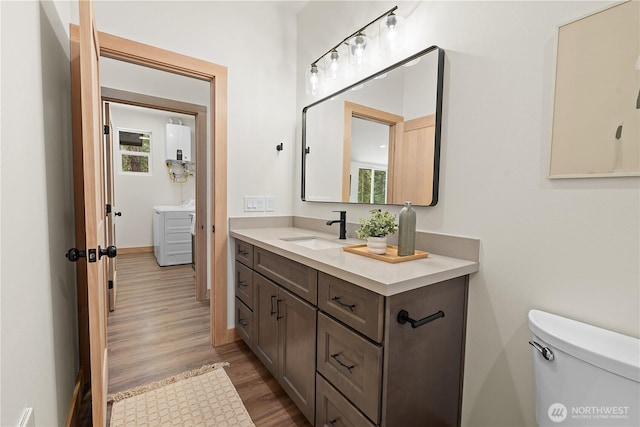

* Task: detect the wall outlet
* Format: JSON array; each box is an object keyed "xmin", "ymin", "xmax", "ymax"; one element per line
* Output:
[
  {"xmin": 244, "ymin": 196, "xmax": 265, "ymax": 212},
  {"xmin": 265, "ymin": 196, "xmax": 275, "ymax": 212}
]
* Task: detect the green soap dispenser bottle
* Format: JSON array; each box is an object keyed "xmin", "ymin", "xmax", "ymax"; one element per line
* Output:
[{"xmin": 398, "ymin": 201, "xmax": 416, "ymax": 256}]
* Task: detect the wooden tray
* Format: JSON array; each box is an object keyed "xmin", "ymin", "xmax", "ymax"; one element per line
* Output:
[{"xmin": 342, "ymin": 244, "xmax": 429, "ymax": 263}]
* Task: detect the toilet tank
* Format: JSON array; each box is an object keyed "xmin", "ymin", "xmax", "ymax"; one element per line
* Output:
[{"xmin": 528, "ymin": 310, "xmax": 639, "ymax": 427}]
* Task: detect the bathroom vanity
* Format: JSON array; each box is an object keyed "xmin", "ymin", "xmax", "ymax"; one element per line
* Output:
[{"xmin": 230, "ymin": 225, "xmax": 479, "ymax": 427}]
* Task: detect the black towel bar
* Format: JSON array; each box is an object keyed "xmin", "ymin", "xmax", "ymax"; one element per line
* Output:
[{"xmin": 397, "ymin": 309, "xmax": 445, "ymax": 329}]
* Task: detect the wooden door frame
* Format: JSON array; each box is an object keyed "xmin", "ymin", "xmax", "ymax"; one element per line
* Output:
[
  {"xmin": 70, "ymin": 25, "xmax": 232, "ymax": 349},
  {"xmin": 342, "ymin": 101, "xmax": 404, "ymax": 203},
  {"xmin": 101, "ymin": 87, "xmax": 209, "ymax": 301}
]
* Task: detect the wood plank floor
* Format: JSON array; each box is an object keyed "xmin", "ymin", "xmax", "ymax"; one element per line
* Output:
[{"xmin": 107, "ymin": 252, "xmax": 311, "ymax": 426}]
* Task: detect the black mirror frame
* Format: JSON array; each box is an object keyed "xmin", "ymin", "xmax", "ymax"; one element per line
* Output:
[{"xmin": 301, "ymin": 45, "xmax": 445, "ymax": 206}]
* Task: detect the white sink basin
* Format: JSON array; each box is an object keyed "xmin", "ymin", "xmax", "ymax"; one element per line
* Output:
[{"xmin": 280, "ymin": 236, "xmax": 347, "ymax": 250}]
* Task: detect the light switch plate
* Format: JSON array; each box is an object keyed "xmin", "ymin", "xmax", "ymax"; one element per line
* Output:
[
  {"xmin": 265, "ymin": 196, "xmax": 275, "ymax": 212},
  {"xmin": 244, "ymin": 196, "xmax": 265, "ymax": 212}
]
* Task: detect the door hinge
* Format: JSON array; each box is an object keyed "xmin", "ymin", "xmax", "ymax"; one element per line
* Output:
[
  {"xmin": 108, "ymin": 280, "xmax": 113, "ymax": 290},
  {"xmin": 103, "ymin": 125, "xmax": 110, "ymax": 135},
  {"xmin": 106, "ymin": 204, "xmax": 112, "ymax": 215},
  {"xmin": 212, "ymin": 225, "xmax": 215, "ymax": 233}
]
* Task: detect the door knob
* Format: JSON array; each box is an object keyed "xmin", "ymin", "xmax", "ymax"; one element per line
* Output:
[
  {"xmin": 98, "ymin": 245, "xmax": 117, "ymax": 259},
  {"xmin": 114, "ymin": 212, "xmax": 122, "ymax": 217},
  {"xmin": 65, "ymin": 248, "xmax": 86, "ymax": 262}
]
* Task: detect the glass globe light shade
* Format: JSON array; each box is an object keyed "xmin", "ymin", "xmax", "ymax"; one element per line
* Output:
[
  {"xmin": 329, "ymin": 49, "xmax": 341, "ymax": 80},
  {"xmin": 305, "ymin": 64, "xmax": 321, "ymax": 96},
  {"xmin": 379, "ymin": 12, "xmax": 405, "ymax": 59},
  {"xmin": 349, "ymin": 33, "xmax": 368, "ymax": 70}
]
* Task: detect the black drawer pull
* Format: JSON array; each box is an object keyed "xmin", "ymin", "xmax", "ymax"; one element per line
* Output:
[
  {"xmin": 239, "ymin": 249, "xmax": 249, "ymax": 255},
  {"xmin": 276, "ymin": 299, "xmax": 283, "ymax": 320},
  {"xmin": 331, "ymin": 353, "xmax": 354, "ymax": 373},
  {"xmin": 238, "ymin": 318, "xmax": 248, "ymax": 327},
  {"xmin": 238, "ymin": 280, "xmax": 248, "ymax": 287},
  {"xmin": 270, "ymin": 295, "xmax": 277, "ymax": 316},
  {"xmin": 397, "ymin": 309, "xmax": 444, "ymax": 329},
  {"xmin": 331, "ymin": 296, "xmax": 356, "ymax": 312}
]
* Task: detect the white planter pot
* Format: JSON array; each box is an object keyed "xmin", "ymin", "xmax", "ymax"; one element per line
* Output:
[{"xmin": 367, "ymin": 236, "xmax": 388, "ymax": 254}]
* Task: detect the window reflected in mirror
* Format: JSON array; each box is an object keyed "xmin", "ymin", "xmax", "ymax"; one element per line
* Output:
[{"xmin": 357, "ymin": 168, "xmax": 387, "ymax": 204}]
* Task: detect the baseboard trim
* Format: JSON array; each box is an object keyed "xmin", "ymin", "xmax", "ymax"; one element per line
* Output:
[
  {"xmin": 65, "ymin": 369, "xmax": 84, "ymax": 427},
  {"xmin": 118, "ymin": 246, "xmax": 153, "ymax": 254}
]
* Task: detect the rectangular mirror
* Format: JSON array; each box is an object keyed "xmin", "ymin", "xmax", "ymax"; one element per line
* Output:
[{"xmin": 302, "ymin": 46, "xmax": 444, "ymax": 206}]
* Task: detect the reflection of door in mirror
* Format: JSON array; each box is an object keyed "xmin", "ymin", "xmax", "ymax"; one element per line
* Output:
[
  {"xmin": 389, "ymin": 114, "xmax": 436, "ymax": 205},
  {"xmin": 342, "ymin": 101, "xmax": 403, "ymax": 202},
  {"xmin": 343, "ymin": 101, "xmax": 436, "ymax": 205},
  {"xmin": 351, "ymin": 118, "xmax": 389, "ymax": 203}
]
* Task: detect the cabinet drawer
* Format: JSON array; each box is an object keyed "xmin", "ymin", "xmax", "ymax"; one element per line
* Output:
[
  {"xmin": 317, "ymin": 313, "xmax": 382, "ymax": 423},
  {"xmin": 318, "ymin": 272, "xmax": 384, "ymax": 343},
  {"xmin": 316, "ymin": 374, "xmax": 375, "ymax": 427},
  {"xmin": 254, "ymin": 247, "xmax": 317, "ymax": 305},
  {"xmin": 235, "ymin": 240, "xmax": 254, "ymax": 268},
  {"xmin": 235, "ymin": 297, "xmax": 253, "ymax": 350},
  {"xmin": 235, "ymin": 261, "xmax": 253, "ymax": 308}
]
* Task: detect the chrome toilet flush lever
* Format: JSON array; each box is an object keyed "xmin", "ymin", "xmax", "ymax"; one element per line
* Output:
[{"xmin": 529, "ymin": 340, "xmax": 554, "ymax": 361}]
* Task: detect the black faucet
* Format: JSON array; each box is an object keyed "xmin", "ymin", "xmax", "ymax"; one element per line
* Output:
[{"xmin": 326, "ymin": 210, "xmax": 347, "ymax": 240}]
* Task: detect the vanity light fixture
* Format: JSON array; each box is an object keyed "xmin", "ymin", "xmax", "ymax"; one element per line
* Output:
[{"xmin": 305, "ymin": 6, "xmax": 401, "ymax": 95}]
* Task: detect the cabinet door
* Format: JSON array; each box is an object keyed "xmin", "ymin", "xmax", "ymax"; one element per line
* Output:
[
  {"xmin": 278, "ymin": 287, "xmax": 317, "ymax": 424},
  {"xmin": 253, "ymin": 273, "xmax": 279, "ymax": 377}
]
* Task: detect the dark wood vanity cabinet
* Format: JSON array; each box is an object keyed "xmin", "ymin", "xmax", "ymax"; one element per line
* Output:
[
  {"xmin": 235, "ymin": 239, "xmax": 469, "ymax": 427},
  {"xmin": 235, "ymin": 243, "xmax": 317, "ymax": 424}
]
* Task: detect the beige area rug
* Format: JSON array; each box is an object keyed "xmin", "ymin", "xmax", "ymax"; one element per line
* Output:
[{"xmin": 108, "ymin": 363, "xmax": 255, "ymax": 427}]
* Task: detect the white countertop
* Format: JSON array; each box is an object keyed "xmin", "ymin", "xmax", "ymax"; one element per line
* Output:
[{"xmin": 230, "ymin": 227, "xmax": 479, "ymax": 296}]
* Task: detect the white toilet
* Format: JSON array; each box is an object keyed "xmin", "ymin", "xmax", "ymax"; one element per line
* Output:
[{"xmin": 528, "ymin": 309, "xmax": 639, "ymax": 426}]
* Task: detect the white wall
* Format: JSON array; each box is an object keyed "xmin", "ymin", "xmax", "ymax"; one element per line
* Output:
[
  {"xmin": 297, "ymin": 1, "xmax": 639, "ymax": 426},
  {"xmin": 0, "ymin": 1, "xmax": 78, "ymax": 426},
  {"xmin": 109, "ymin": 104, "xmax": 196, "ymax": 248}
]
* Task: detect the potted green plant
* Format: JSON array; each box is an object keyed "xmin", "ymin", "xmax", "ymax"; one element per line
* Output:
[{"xmin": 356, "ymin": 209, "xmax": 398, "ymax": 254}]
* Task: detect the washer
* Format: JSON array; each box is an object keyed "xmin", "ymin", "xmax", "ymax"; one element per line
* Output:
[{"xmin": 153, "ymin": 204, "xmax": 195, "ymax": 266}]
